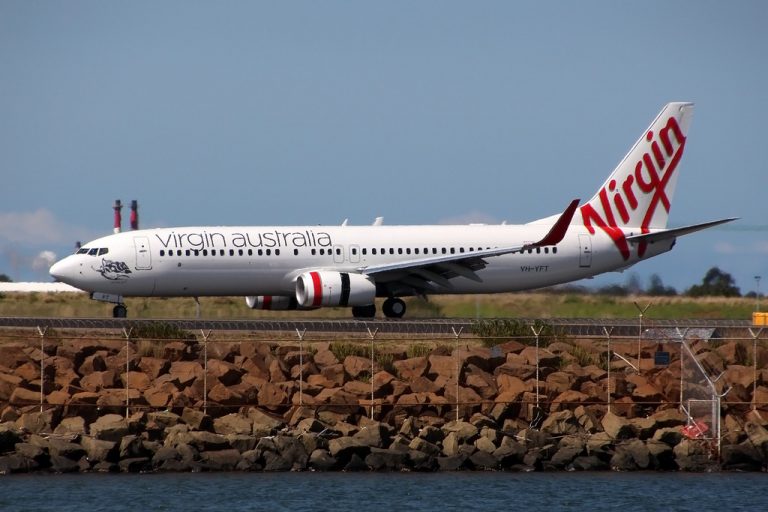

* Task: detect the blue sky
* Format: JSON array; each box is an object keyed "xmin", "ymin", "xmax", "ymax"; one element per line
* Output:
[{"xmin": 1, "ymin": 1, "xmax": 766, "ymax": 294}]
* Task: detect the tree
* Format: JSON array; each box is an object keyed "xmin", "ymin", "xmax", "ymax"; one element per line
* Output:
[
  {"xmin": 0, "ymin": 274, "xmax": 11, "ymax": 283},
  {"xmin": 647, "ymin": 274, "xmax": 677, "ymax": 296},
  {"xmin": 625, "ymin": 273, "xmax": 643, "ymax": 295},
  {"xmin": 686, "ymin": 267, "xmax": 741, "ymax": 297}
]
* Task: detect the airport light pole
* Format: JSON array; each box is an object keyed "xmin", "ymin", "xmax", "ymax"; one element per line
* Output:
[{"xmin": 756, "ymin": 276, "xmax": 762, "ymax": 312}]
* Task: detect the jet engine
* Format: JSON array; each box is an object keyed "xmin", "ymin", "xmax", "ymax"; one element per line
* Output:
[
  {"xmin": 295, "ymin": 271, "xmax": 376, "ymax": 308},
  {"xmin": 245, "ymin": 295, "xmax": 299, "ymax": 310}
]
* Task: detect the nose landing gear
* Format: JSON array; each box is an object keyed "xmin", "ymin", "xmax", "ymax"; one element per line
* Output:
[{"xmin": 91, "ymin": 292, "xmax": 127, "ymax": 318}]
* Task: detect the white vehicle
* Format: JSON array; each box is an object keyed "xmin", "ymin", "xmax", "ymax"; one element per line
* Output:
[{"xmin": 50, "ymin": 102, "xmax": 734, "ymax": 318}]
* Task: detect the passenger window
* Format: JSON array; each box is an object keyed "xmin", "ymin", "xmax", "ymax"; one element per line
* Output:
[
  {"xmin": 450, "ymin": 248, "xmax": 455, "ymax": 254},
  {"xmin": 194, "ymin": 250, "xmax": 199, "ymax": 256},
  {"xmin": 160, "ymin": 250, "xmax": 165, "ymax": 257},
  {"xmin": 553, "ymin": 247, "xmax": 558, "ymax": 254},
  {"xmin": 186, "ymin": 250, "xmax": 191, "ymax": 256},
  {"xmin": 335, "ymin": 248, "xmax": 341, "ymax": 255},
  {"xmin": 294, "ymin": 249, "xmax": 299, "ymax": 256},
  {"xmin": 248, "ymin": 249, "xmax": 253, "ymax": 256},
  {"xmin": 459, "ymin": 248, "xmax": 464, "ymax": 253},
  {"xmin": 362, "ymin": 248, "xmax": 367, "ymax": 255},
  {"xmin": 352, "ymin": 248, "xmax": 357, "ymax": 255},
  {"xmin": 266, "ymin": 249, "xmax": 271, "ymax": 256},
  {"xmin": 441, "ymin": 248, "xmax": 446, "ymax": 254},
  {"xmin": 238, "ymin": 249, "xmax": 243, "ymax": 256}
]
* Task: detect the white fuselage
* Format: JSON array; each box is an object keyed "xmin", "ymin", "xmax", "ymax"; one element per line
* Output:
[{"xmin": 50, "ymin": 222, "xmax": 673, "ymax": 299}]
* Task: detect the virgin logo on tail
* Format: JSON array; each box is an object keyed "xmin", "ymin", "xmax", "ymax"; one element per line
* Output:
[{"xmin": 580, "ymin": 116, "xmax": 687, "ymax": 260}]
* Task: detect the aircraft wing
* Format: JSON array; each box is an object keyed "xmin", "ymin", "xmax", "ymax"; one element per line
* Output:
[
  {"xmin": 358, "ymin": 199, "xmax": 579, "ymax": 293},
  {"xmin": 625, "ymin": 217, "xmax": 738, "ymax": 245}
]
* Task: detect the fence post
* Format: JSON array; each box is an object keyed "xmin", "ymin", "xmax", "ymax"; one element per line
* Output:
[
  {"xmin": 633, "ymin": 302, "xmax": 652, "ymax": 373},
  {"xmin": 367, "ymin": 328, "xmax": 379, "ymax": 420},
  {"xmin": 602, "ymin": 326, "xmax": 614, "ymax": 414},
  {"xmin": 452, "ymin": 327, "xmax": 464, "ymax": 422},
  {"xmin": 749, "ymin": 328, "xmax": 763, "ymax": 411},
  {"xmin": 530, "ymin": 325, "xmax": 544, "ymax": 412},
  {"xmin": 36, "ymin": 326, "xmax": 48, "ymax": 414},
  {"xmin": 295, "ymin": 329, "xmax": 307, "ymax": 408},
  {"xmin": 200, "ymin": 330, "xmax": 212, "ymax": 415},
  {"xmin": 121, "ymin": 327, "xmax": 134, "ymax": 420}
]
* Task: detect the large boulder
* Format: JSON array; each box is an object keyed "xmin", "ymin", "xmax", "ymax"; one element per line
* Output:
[
  {"xmin": 90, "ymin": 414, "xmax": 129, "ymax": 442},
  {"xmin": 601, "ymin": 411, "xmax": 635, "ymax": 440},
  {"xmin": 393, "ymin": 357, "xmax": 429, "ymax": 381},
  {"xmin": 81, "ymin": 437, "xmax": 117, "ymax": 463},
  {"xmin": 80, "ymin": 370, "xmax": 117, "ymax": 392},
  {"xmin": 213, "ymin": 413, "xmax": 253, "ymax": 435},
  {"xmin": 0, "ymin": 373, "xmax": 23, "ymax": 401},
  {"xmin": 673, "ymin": 439, "xmax": 715, "ymax": 471}
]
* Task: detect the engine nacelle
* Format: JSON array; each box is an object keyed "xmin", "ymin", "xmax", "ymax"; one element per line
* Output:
[
  {"xmin": 295, "ymin": 271, "xmax": 376, "ymax": 308},
  {"xmin": 245, "ymin": 295, "xmax": 299, "ymax": 310}
]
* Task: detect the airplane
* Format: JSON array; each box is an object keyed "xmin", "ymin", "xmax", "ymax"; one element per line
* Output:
[{"xmin": 49, "ymin": 102, "xmax": 736, "ymax": 319}]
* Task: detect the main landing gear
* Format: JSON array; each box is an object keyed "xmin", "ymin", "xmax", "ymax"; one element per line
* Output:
[
  {"xmin": 351, "ymin": 297, "xmax": 406, "ymax": 319},
  {"xmin": 382, "ymin": 297, "xmax": 406, "ymax": 318}
]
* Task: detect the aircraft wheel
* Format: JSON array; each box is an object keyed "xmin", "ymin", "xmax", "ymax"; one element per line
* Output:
[
  {"xmin": 383, "ymin": 298, "xmax": 406, "ymax": 318},
  {"xmin": 352, "ymin": 304, "xmax": 376, "ymax": 319},
  {"xmin": 113, "ymin": 304, "xmax": 128, "ymax": 318}
]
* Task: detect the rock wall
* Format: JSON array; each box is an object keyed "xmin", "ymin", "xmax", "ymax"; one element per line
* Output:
[{"xmin": 1, "ymin": 333, "xmax": 767, "ymax": 474}]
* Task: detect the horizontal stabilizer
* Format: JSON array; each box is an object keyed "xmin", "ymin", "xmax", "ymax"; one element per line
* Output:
[{"xmin": 626, "ymin": 217, "xmax": 738, "ymax": 244}]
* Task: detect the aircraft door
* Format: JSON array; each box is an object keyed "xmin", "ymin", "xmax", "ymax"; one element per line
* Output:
[
  {"xmin": 578, "ymin": 234, "xmax": 592, "ymax": 268},
  {"xmin": 134, "ymin": 236, "xmax": 152, "ymax": 270},
  {"xmin": 333, "ymin": 245, "xmax": 345, "ymax": 264}
]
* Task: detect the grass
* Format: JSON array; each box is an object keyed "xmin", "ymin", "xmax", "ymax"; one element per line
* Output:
[{"xmin": 0, "ymin": 291, "xmax": 757, "ymax": 320}]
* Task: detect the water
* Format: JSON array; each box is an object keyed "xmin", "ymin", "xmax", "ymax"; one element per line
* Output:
[{"xmin": 1, "ymin": 472, "xmax": 766, "ymax": 512}]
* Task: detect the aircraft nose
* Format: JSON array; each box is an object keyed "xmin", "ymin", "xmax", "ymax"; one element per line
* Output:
[{"xmin": 49, "ymin": 258, "xmax": 74, "ymax": 283}]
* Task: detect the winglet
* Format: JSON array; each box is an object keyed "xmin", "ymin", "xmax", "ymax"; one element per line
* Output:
[{"xmin": 528, "ymin": 199, "xmax": 580, "ymax": 247}]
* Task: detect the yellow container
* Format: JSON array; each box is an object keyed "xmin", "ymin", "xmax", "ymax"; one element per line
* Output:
[{"xmin": 753, "ymin": 312, "xmax": 768, "ymax": 326}]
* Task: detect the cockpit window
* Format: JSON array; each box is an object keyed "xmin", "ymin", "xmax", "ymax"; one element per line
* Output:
[{"xmin": 80, "ymin": 247, "xmax": 109, "ymax": 256}]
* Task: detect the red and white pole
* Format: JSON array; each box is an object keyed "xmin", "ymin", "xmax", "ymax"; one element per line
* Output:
[
  {"xmin": 130, "ymin": 200, "xmax": 139, "ymax": 230},
  {"xmin": 113, "ymin": 199, "xmax": 122, "ymax": 233}
]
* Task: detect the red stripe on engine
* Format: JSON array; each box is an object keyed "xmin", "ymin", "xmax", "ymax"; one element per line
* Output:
[
  {"xmin": 263, "ymin": 295, "xmax": 272, "ymax": 310},
  {"xmin": 310, "ymin": 272, "xmax": 323, "ymax": 307}
]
